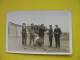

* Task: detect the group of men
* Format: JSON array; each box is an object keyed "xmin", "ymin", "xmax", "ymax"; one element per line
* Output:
[{"xmin": 22, "ymin": 23, "xmax": 62, "ymax": 48}]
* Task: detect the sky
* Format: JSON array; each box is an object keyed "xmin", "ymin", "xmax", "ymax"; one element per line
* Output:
[{"xmin": 7, "ymin": 11, "xmax": 72, "ymax": 32}]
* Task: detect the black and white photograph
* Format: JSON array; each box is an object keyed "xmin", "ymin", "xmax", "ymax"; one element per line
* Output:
[{"xmin": 6, "ymin": 11, "xmax": 72, "ymax": 55}]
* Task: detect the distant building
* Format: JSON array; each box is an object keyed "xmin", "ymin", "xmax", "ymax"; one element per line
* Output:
[{"xmin": 8, "ymin": 22, "xmax": 22, "ymax": 37}]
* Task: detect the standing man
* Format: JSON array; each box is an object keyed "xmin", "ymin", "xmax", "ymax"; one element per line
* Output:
[
  {"xmin": 48, "ymin": 25, "xmax": 53, "ymax": 47},
  {"xmin": 22, "ymin": 23, "xmax": 27, "ymax": 46},
  {"xmin": 39, "ymin": 24, "xmax": 45, "ymax": 46},
  {"xmin": 30, "ymin": 24, "xmax": 35, "ymax": 46},
  {"xmin": 54, "ymin": 25, "xmax": 62, "ymax": 48}
]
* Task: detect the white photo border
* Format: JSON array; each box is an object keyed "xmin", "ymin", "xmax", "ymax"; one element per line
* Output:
[{"xmin": 6, "ymin": 11, "xmax": 72, "ymax": 55}]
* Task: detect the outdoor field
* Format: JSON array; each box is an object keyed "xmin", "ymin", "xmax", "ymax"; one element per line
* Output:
[{"xmin": 7, "ymin": 31, "xmax": 70, "ymax": 53}]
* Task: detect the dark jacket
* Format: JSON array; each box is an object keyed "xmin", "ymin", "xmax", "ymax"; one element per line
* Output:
[
  {"xmin": 54, "ymin": 28, "xmax": 61, "ymax": 37},
  {"xmin": 48, "ymin": 28, "xmax": 53, "ymax": 37},
  {"xmin": 39, "ymin": 26, "xmax": 45, "ymax": 37},
  {"xmin": 22, "ymin": 27, "xmax": 27, "ymax": 38}
]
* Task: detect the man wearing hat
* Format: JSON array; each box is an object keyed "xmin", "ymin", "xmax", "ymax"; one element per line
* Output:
[
  {"xmin": 48, "ymin": 25, "xmax": 53, "ymax": 47},
  {"xmin": 54, "ymin": 25, "xmax": 62, "ymax": 48},
  {"xmin": 22, "ymin": 23, "xmax": 27, "ymax": 46}
]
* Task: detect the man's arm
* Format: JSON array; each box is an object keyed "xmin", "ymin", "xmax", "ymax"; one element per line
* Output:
[
  {"xmin": 59, "ymin": 28, "xmax": 62, "ymax": 35},
  {"xmin": 54, "ymin": 29, "xmax": 56, "ymax": 34}
]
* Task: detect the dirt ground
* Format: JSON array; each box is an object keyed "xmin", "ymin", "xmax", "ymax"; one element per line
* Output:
[{"xmin": 7, "ymin": 32, "xmax": 70, "ymax": 54}]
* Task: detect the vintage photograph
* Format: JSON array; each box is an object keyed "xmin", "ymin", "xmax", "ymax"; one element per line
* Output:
[{"xmin": 6, "ymin": 11, "xmax": 72, "ymax": 55}]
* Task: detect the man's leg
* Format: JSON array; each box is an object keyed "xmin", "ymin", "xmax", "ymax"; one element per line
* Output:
[
  {"xmin": 49, "ymin": 36, "xmax": 52, "ymax": 47},
  {"xmin": 50, "ymin": 38, "xmax": 52, "ymax": 47},
  {"xmin": 57, "ymin": 37, "xmax": 60, "ymax": 48},
  {"xmin": 51, "ymin": 36, "xmax": 53, "ymax": 47},
  {"xmin": 30, "ymin": 36, "xmax": 32, "ymax": 46},
  {"xmin": 32, "ymin": 37, "xmax": 34, "ymax": 46},
  {"xmin": 22, "ymin": 37, "xmax": 24, "ymax": 46},
  {"xmin": 42, "ymin": 37, "xmax": 44, "ymax": 46},
  {"xmin": 43, "ymin": 36, "xmax": 44, "ymax": 45},
  {"xmin": 55, "ymin": 37, "xmax": 57, "ymax": 48},
  {"xmin": 24, "ymin": 37, "xmax": 26, "ymax": 46},
  {"xmin": 40, "ymin": 37, "xmax": 43, "ymax": 46}
]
